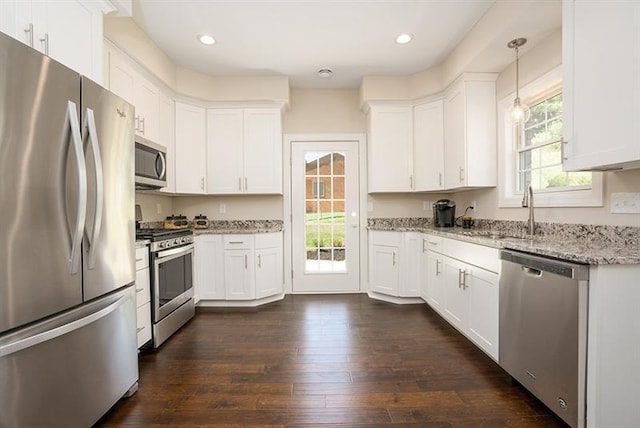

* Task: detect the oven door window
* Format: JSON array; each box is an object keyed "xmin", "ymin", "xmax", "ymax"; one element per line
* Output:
[{"xmin": 157, "ymin": 251, "xmax": 193, "ymax": 307}]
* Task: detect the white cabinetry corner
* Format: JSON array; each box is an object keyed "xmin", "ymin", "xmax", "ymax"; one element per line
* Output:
[
  {"xmin": 413, "ymin": 99, "xmax": 445, "ymax": 191},
  {"xmin": 368, "ymin": 230, "xmax": 421, "ymax": 298},
  {"xmin": 443, "ymin": 73, "xmax": 497, "ymax": 190},
  {"xmin": 175, "ymin": 102, "xmax": 207, "ymax": 194},
  {"xmin": 0, "ymin": 0, "xmax": 104, "ymax": 82},
  {"xmin": 134, "ymin": 246, "xmax": 151, "ymax": 348},
  {"xmin": 562, "ymin": 0, "xmax": 640, "ymax": 170},
  {"xmin": 207, "ymin": 108, "xmax": 282, "ymax": 195},
  {"xmin": 195, "ymin": 232, "xmax": 283, "ymax": 304}
]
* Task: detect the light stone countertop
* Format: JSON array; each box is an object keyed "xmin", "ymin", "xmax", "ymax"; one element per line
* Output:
[
  {"xmin": 368, "ymin": 218, "xmax": 640, "ymax": 265},
  {"xmin": 192, "ymin": 220, "xmax": 284, "ymax": 235}
]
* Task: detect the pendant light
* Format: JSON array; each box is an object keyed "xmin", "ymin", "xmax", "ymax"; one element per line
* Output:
[{"xmin": 507, "ymin": 37, "xmax": 530, "ymax": 125}]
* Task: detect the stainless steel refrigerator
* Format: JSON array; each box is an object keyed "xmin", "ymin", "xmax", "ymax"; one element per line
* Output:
[{"xmin": 0, "ymin": 32, "xmax": 138, "ymax": 426}]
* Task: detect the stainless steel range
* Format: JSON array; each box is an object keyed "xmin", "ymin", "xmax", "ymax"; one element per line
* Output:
[{"xmin": 136, "ymin": 228, "xmax": 195, "ymax": 348}]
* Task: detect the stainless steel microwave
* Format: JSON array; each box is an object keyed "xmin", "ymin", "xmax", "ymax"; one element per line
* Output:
[{"xmin": 135, "ymin": 135, "xmax": 166, "ymax": 190}]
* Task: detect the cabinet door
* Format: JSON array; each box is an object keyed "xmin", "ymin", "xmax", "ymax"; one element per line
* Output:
[
  {"xmin": 243, "ymin": 108, "xmax": 282, "ymax": 194},
  {"xmin": 108, "ymin": 52, "xmax": 135, "ymax": 105},
  {"xmin": 195, "ymin": 235, "xmax": 225, "ymax": 301},
  {"xmin": 134, "ymin": 75, "xmax": 160, "ymax": 141},
  {"xmin": 206, "ymin": 109, "xmax": 244, "ymax": 193},
  {"xmin": 442, "ymin": 256, "xmax": 466, "ymax": 330},
  {"xmin": 45, "ymin": 0, "xmax": 99, "ymax": 80},
  {"xmin": 563, "ymin": 0, "xmax": 640, "ymax": 170},
  {"xmin": 466, "ymin": 267, "xmax": 499, "ymax": 360},
  {"xmin": 425, "ymin": 251, "xmax": 445, "ymax": 313},
  {"xmin": 368, "ymin": 105, "xmax": 413, "ymax": 192},
  {"xmin": 135, "ymin": 267, "xmax": 150, "ymax": 307},
  {"xmin": 399, "ymin": 232, "xmax": 421, "ymax": 297},
  {"xmin": 224, "ymin": 250, "xmax": 255, "ymax": 300},
  {"xmin": 369, "ymin": 244, "xmax": 399, "ymax": 295},
  {"xmin": 444, "ymin": 85, "xmax": 466, "ymax": 189},
  {"xmin": 158, "ymin": 93, "xmax": 175, "ymax": 193},
  {"xmin": 255, "ymin": 246, "xmax": 282, "ymax": 299},
  {"xmin": 414, "ymin": 100, "xmax": 444, "ymax": 191},
  {"xmin": 175, "ymin": 102, "xmax": 207, "ymax": 194},
  {"xmin": 0, "ymin": 1, "xmax": 32, "ymax": 46}
]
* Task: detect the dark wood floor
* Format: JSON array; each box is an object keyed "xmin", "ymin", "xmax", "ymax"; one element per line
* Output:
[{"xmin": 96, "ymin": 294, "xmax": 566, "ymax": 427}]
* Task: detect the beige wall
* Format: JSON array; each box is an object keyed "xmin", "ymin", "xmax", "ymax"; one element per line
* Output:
[
  {"xmin": 135, "ymin": 193, "xmax": 174, "ymax": 222},
  {"xmin": 284, "ymin": 89, "xmax": 366, "ymax": 134},
  {"xmin": 172, "ymin": 195, "xmax": 283, "ymax": 221}
]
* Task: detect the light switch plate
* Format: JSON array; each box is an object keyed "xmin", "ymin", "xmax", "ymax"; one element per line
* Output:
[
  {"xmin": 219, "ymin": 203, "xmax": 226, "ymax": 214},
  {"xmin": 610, "ymin": 192, "xmax": 640, "ymax": 214}
]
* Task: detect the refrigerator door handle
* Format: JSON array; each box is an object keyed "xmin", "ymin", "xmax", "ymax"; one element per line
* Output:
[
  {"xmin": 66, "ymin": 101, "xmax": 87, "ymax": 275},
  {"xmin": 84, "ymin": 108, "xmax": 104, "ymax": 269},
  {"xmin": 0, "ymin": 294, "xmax": 127, "ymax": 358}
]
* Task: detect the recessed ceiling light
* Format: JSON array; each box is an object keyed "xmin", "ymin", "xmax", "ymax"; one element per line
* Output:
[
  {"xmin": 395, "ymin": 33, "xmax": 414, "ymax": 44},
  {"xmin": 317, "ymin": 68, "xmax": 333, "ymax": 79},
  {"xmin": 198, "ymin": 34, "xmax": 216, "ymax": 46}
]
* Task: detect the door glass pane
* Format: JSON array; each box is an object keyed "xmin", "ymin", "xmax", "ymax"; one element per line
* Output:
[{"xmin": 304, "ymin": 151, "xmax": 346, "ymax": 273}]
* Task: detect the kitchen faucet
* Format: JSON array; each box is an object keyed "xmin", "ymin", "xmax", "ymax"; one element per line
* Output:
[{"xmin": 521, "ymin": 184, "xmax": 535, "ymax": 238}]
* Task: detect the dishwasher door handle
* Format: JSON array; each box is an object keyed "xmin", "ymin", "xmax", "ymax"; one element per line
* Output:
[{"xmin": 522, "ymin": 266, "xmax": 543, "ymax": 277}]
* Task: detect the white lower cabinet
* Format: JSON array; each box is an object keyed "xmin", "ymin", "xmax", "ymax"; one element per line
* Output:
[
  {"xmin": 195, "ymin": 232, "xmax": 283, "ymax": 303},
  {"xmin": 368, "ymin": 230, "xmax": 420, "ymax": 298},
  {"xmin": 194, "ymin": 234, "xmax": 224, "ymax": 301},
  {"xmin": 134, "ymin": 246, "xmax": 151, "ymax": 348},
  {"xmin": 423, "ymin": 234, "xmax": 499, "ymax": 360}
]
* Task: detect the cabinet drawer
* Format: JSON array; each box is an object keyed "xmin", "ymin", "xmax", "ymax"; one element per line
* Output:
[
  {"xmin": 136, "ymin": 302, "xmax": 152, "ymax": 348},
  {"xmin": 442, "ymin": 237, "xmax": 499, "ymax": 273},
  {"xmin": 254, "ymin": 232, "xmax": 281, "ymax": 249},
  {"xmin": 423, "ymin": 234, "xmax": 443, "ymax": 252},
  {"xmin": 135, "ymin": 246, "xmax": 149, "ymax": 270},
  {"xmin": 369, "ymin": 230, "xmax": 402, "ymax": 246},
  {"xmin": 135, "ymin": 267, "xmax": 151, "ymax": 307},
  {"xmin": 223, "ymin": 234, "xmax": 253, "ymax": 249}
]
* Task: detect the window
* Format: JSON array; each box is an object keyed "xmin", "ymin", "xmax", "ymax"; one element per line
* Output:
[
  {"xmin": 517, "ymin": 93, "xmax": 592, "ymax": 193},
  {"xmin": 498, "ymin": 66, "xmax": 603, "ymax": 208},
  {"xmin": 312, "ymin": 181, "xmax": 325, "ymax": 198}
]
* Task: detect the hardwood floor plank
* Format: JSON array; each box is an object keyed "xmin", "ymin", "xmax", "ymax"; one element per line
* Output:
[{"xmin": 95, "ymin": 294, "xmax": 567, "ymax": 427}]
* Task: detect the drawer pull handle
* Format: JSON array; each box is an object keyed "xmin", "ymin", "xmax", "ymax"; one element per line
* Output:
[
  {"xmin": 136, "ymin": 258, "xmax": 144, "ymax": 262},
  {"xmin": 136, "ymin": 326, "xmax": 145, "ymax": 333},
  {"xmin": 228, "ymin": 241, "xmax": 244, "ymax": 244},
  {"xmin": 136, "ymin": 288, "xmax": 144, "ymax": 293}
]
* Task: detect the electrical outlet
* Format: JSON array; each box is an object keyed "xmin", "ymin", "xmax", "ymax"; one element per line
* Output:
[
  {"xmin": 219, "ymin": 203, "xmax": 226, "ymax": 214},
  {"xmin": 156, "ymin": 203, "xmax": 161, "ymax": 214},
  {"xmin": 471, "ymin": 200, "xmax": 477, "ymax": 211},
  {"xmin": 611, "ymin": 192, "xmax": 640, "ymax": 214},
  {"xmin": 367, "ymin": 202, "xmax": 373, "ymax": 212},
  {"xmin": 423, "ymin": 200, "xmax": 431, "ymax": 211}
]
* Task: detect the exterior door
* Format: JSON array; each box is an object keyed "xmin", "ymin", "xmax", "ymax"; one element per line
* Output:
[{"xmin": 291, "ymin": 141, "xmax": 360, "ymax": 292}]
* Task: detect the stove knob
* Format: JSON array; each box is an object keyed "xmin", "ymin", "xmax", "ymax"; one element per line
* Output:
[{"xmin": 159, "ymin": 241, "xmax": 166, "ymax": 249}]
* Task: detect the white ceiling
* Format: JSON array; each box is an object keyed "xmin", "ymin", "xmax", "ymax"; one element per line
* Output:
[{"xmin": 131, "ymin": 0, "xmax": 560, "ymax": 89}]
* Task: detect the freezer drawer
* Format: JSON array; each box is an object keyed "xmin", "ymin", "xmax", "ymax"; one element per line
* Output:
[{"xmin": 0, "ymin": 286, "xmax": 138, "ymax": 427}]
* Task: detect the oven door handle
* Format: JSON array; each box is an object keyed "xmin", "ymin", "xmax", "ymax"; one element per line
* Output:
[{"xmin": 155, "ymin": 244, "xmax": 194, "ymax": 260}]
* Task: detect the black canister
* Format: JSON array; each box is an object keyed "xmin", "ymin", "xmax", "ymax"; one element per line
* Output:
[{"xmin": 433, "ymin": 199, "xmax": 456, "ymax": 227}]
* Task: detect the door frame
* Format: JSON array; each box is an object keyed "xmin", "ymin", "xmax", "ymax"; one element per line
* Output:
[{"xmin": 283, "ymin": 133, "xmax": 368, "ymax": 294}]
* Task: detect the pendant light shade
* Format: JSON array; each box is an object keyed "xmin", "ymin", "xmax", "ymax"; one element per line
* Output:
[{"xmin": 508, "ymin": 38, "xmax": 530, "ymax": 125}]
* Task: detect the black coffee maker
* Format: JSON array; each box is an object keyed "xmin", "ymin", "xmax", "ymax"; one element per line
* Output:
[{"xmin": 433, "ymin": 199, "xmax": 456, "ymax": 227}]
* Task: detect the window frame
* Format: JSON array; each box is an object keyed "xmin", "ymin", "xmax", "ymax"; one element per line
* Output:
[
  {"xmin": 498, "ymin": 65, "xmax": 603, "ymax": 208},
  {"xmin": 312, "ymin": 180, "xmax": 325, "ymax": 198}
]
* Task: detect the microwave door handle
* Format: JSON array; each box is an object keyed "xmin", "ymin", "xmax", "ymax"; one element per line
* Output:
[
  {"xmin": 65, "ymin": 101, "xmax": 87, "ymax": 275},
  {"xmin": 84, "ymin": 108, "xmax": 104, "ymax": 269},
  {"xmin": 156, "ymin": 151, "xmax": 166, "ymax": 180}
]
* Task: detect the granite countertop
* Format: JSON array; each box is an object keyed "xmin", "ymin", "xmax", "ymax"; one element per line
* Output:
[
  {"xmin": 191, "ymin": 220, "xmax": 283, "ymax": 235},
  {"xmin": 368, "ymin": 218, "xmax": 640, "ymax": 265}
]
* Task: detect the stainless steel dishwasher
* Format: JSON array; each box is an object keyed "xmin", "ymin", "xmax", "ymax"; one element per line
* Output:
[{"xmin": 499, "ymin": 250, "xmax": 589, "ymax": 428}]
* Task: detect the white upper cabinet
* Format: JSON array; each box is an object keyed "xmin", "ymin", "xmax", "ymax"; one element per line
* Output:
[
  {"xmin": 562, "ymin": 0, "xmax": 640, "ymax": 170},
  {"xmin": 158, "ymin": 93, "xmax": 175, "ymax": 194},
  {"xmin": 443, "ymin": 74, "xmax": 497, "ymax": 190},
  {"xmin": 175, "ymin": 102, "xmax": 207, "ymax": 194},
  {"xmin": 367, "ymin": 104, "xmax": 414, "ymax": 192},
  {"xmin": 206, "ymin": 108, "xmax": 282, "ymax": 194},
  {"xmin": 413, "ymin": 99, "xmax": 445, "ymax": 191},
  {"xmin": 0, "ymin": 0, "xmax": 103, "ymax": 82},
  {"xmin": 107, "ymin": 49, "xmax": 160, "ymax": 141}
]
